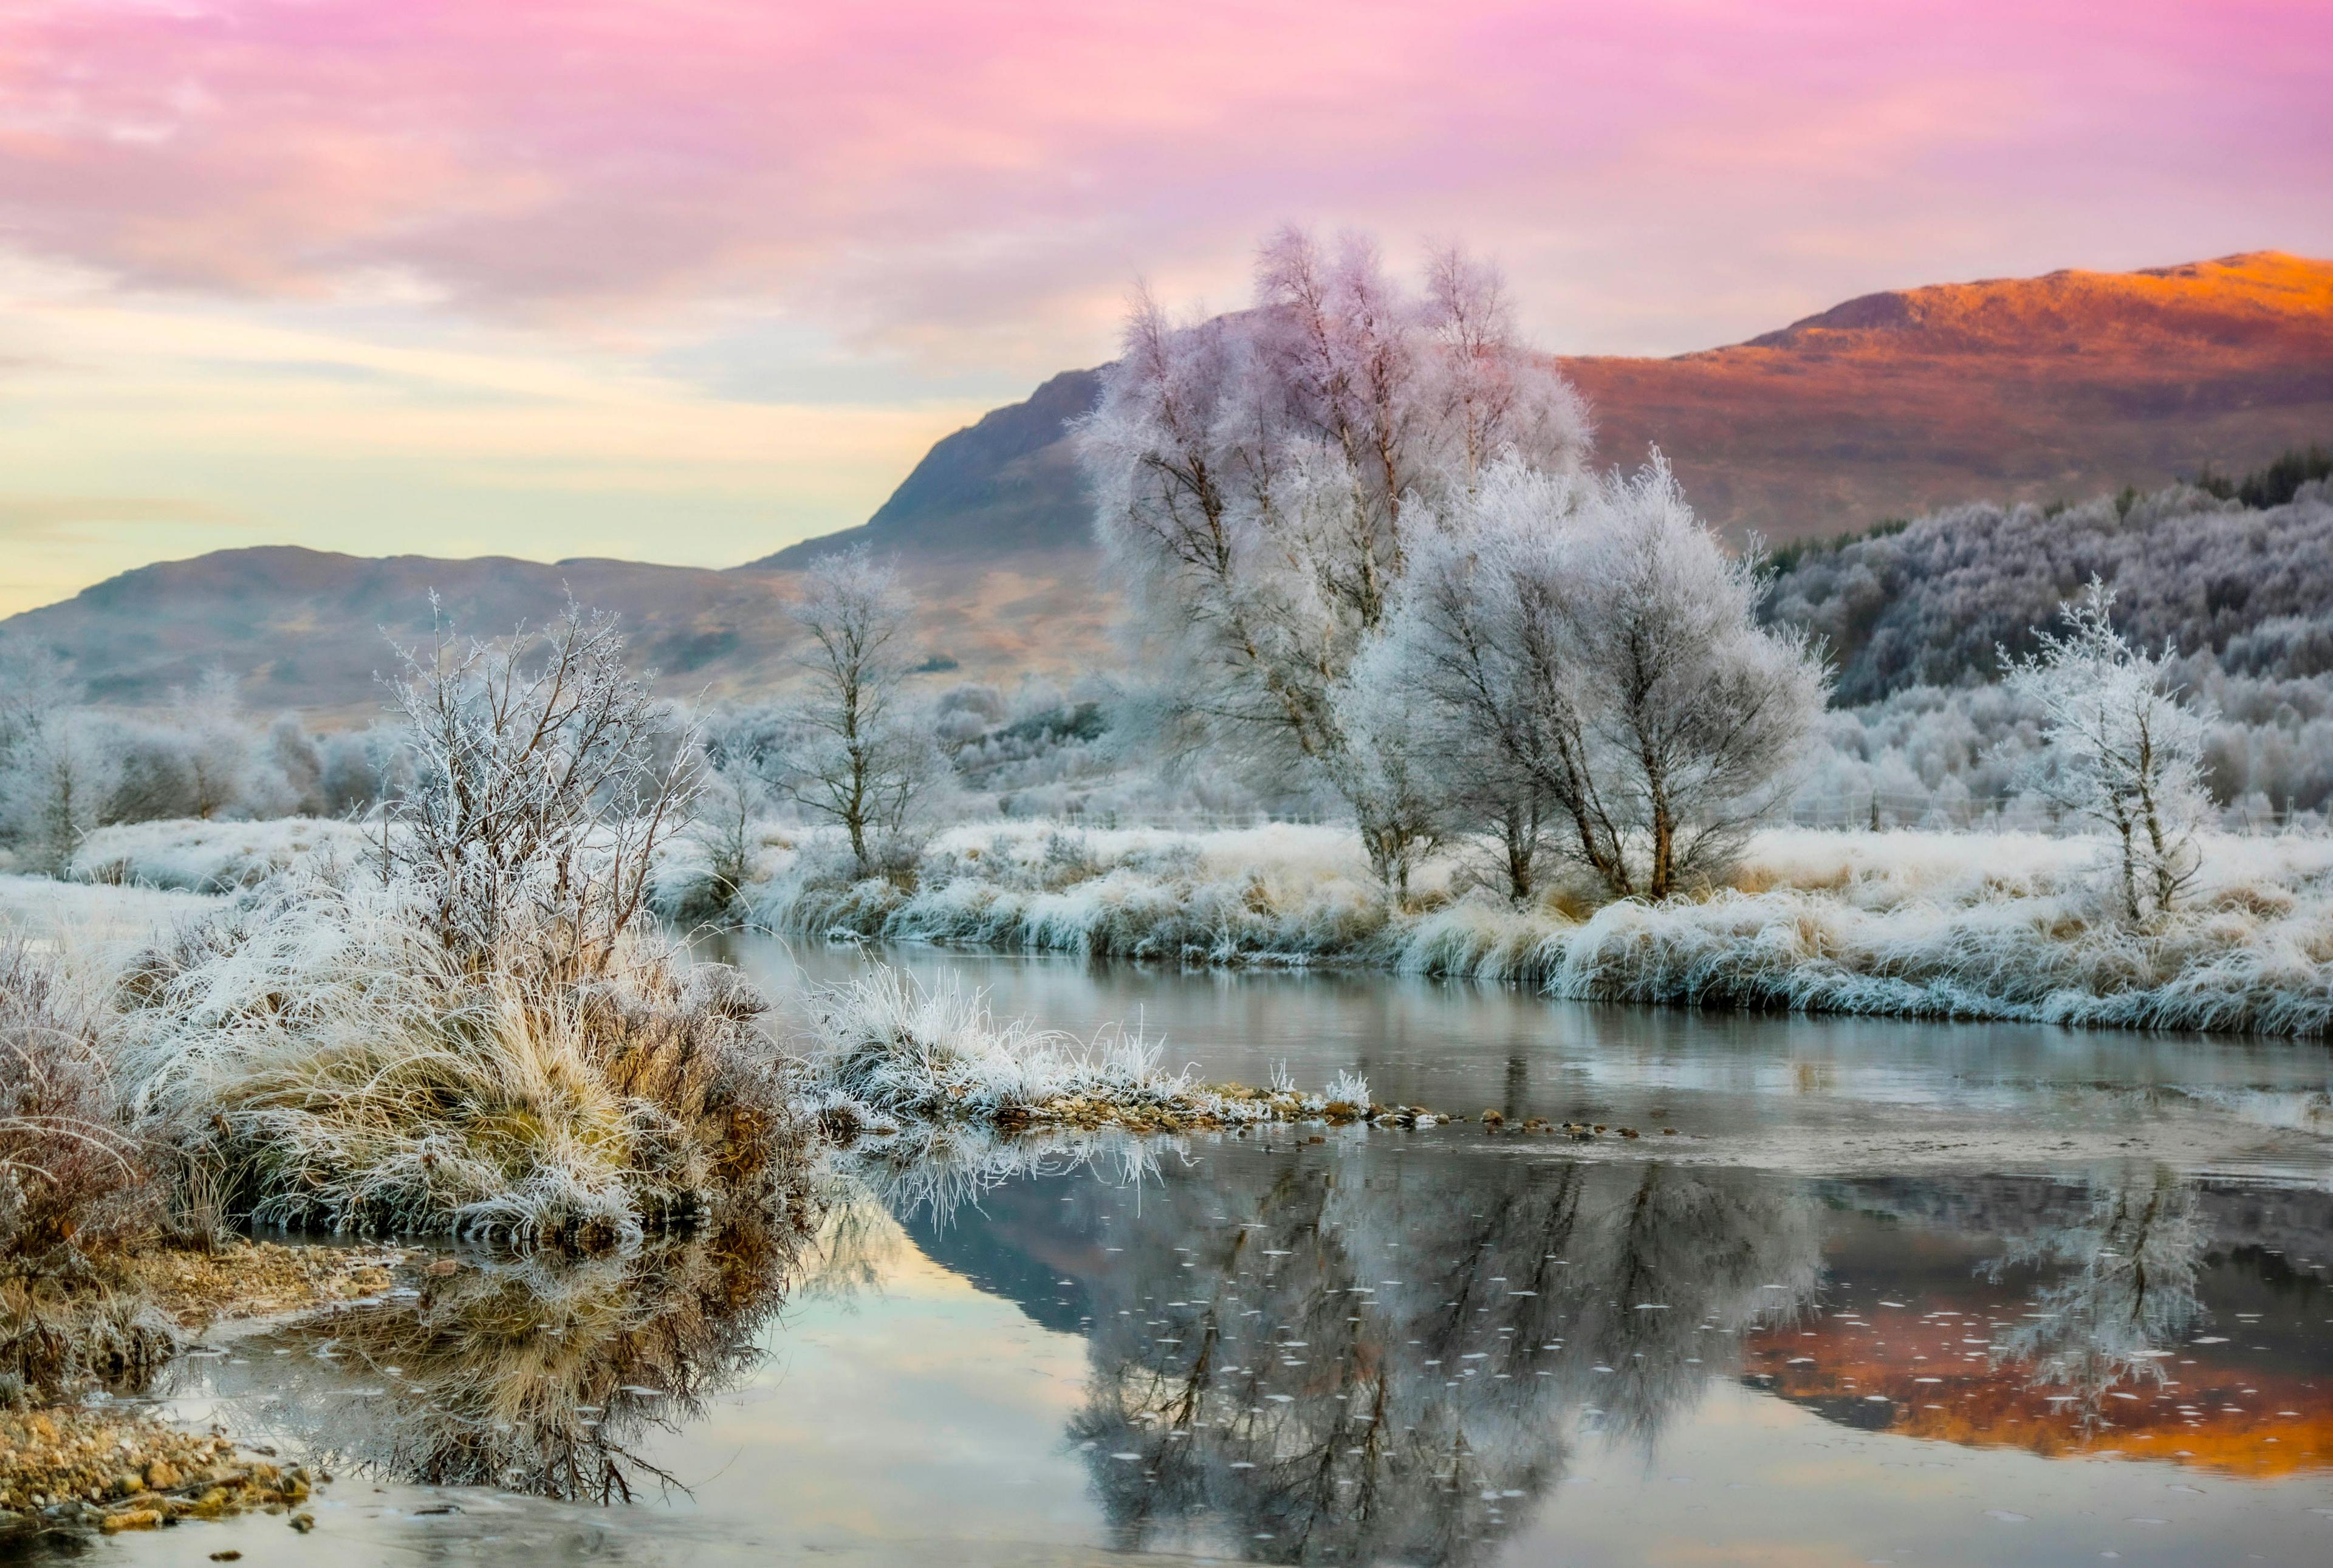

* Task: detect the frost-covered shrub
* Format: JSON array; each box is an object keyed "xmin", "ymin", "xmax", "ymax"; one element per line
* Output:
[
  {"xmin": 798, "ymin": 962, "xmax": 1382, "ymax": 1132},
  {"xmin": 0, "ymin": 938, "xmax": 174, "ymax": 1402},
  {"xmin": 113, "ymin": 870, "xmax": 797, "ymax": 1244},
  {"xmin": 762, "ymin": 819, "xmax": 2333, "ymax": 1036},
  {"xmin": 759, "ymin": 821, "xmax": 1399, "ymax": 965},
  {"xmin": 109, "ymin": 601, "xmax": 801, "ymax": 1245}
]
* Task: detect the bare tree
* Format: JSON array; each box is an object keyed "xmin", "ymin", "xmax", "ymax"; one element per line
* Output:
[
  {"xmin": 2001, "ymin": 580, "xmax": 2211, "ymax": 920},
  {"xmin": 1075, "ymin": 227, "xmax": 1588, "ymax": 890},
  {"xmin": 382, "ymin": 595, "xmax": 697, "ymax": 974},
  {"xmin": 688, "ymin": 729, "xmax": 775, "ymax": 920},
  {"xmin": 781, "ymin": 548, "xmax": 944, "ymax": 878},
  {"xmin": 1362, "ymin": 457, "xmax": 1827, "ymax": 900}
]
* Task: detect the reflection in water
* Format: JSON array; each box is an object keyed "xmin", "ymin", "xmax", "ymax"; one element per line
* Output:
[
  {"xmin": 1017, "ymin": 1145, "xmax": 1821, "ymax": 1564},
  {"xmin": 166, "ymin": 1132, "xmax": 2332, "ymax": 1563},
  {"xmin": 219, "ymin": 1218, "xmax": 806, "ymax": 1501},
  {"xmin": 875, "ymin": 1135, "xmax": 2329, "ymax": 1550},
  {"xmin": 1987, "ymin": 1166, "xmax": 2208, "ymax": 1428}
]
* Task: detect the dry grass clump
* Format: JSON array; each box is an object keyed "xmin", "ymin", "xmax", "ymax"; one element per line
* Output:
[
  {"xmin": 1541, "ymin": 884, "xmax": 2333, "ymax": 1034},
  {"xmin": 0, "ymin": 938, "xmax": 174, "ymax": 1406},
  {"xmin": 799, "ymin": 964, "xmax": 1419, "ymax": 1135},
  {"xmin": 112, "ymin": 870, "xmax": 796, "ymax": 1245}
]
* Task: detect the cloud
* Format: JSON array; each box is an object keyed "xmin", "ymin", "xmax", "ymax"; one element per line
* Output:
[
  {"xmin": 0, "ymin": 0, "xmax": 2324, "ymax": 612},
  {"xmin": 0, "ymin": 493, "xmax": 256, "ymax": 543},
  {"xmin": 0, "ymin": 1, "xmax": 2322, "ymax": 369}
]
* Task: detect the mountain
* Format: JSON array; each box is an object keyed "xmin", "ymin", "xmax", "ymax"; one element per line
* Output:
[
  {"xmin": 745, "ymin": 368, "xmax": 1104, "ymax": 567},
  {"xmin": 765, "ymin": 250, "xmax": 2332, "ymax": 561},
  {"xmin": 1563, "ymin": 250, "xmax": 2333, "ymax": 540},
  {"xmin": 8, "ymin": 252, "xmax": 2329, "ymax": 715}
]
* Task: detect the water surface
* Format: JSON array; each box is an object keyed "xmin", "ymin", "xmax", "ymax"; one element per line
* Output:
[{"xmin": 96, "ymin": 940, "xmax": 2333, "ymax": 1566}]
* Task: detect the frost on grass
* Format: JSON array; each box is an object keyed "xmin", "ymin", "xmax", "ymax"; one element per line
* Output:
[
  {"xmin": 68, "ymin": 817, "xmax": 373, "ymax": 894},
  {"xmin": 756, "ymin": 820, "xmax": 2333, "ymax": 1036},
  {"xmin": 109, "ymin": 601, "xmax": 804, "ymax": 1246},
  {"xmin": 114, "ymin": 869, "xmax": 793, "ymax": 1245},
  {"xmin": 798, "ymin": 963, "xmax": 1406, "ymax": 1137}
]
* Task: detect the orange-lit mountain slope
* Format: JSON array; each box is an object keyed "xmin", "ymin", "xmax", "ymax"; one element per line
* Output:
[{"xmin": 1561, "ymin": 252, "xmax": 2333, "ymax": 540}]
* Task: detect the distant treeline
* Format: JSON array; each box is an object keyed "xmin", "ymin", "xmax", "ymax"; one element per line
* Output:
[
  {"xmin": 1762, "ymin": 445, "xmax": 2333, "ymax": 822},
  {"xmin": 1763, "ymin": 443, "xmax": 2333, "ymax": 704}
]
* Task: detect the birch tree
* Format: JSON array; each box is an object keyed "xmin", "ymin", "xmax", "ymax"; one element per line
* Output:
[
  {"xmin": 781, "ymin": 548, "xmax": 945, "ymax": 878},
  {"xmin": 1363, "ymin": 457, "xmax": 1827, "ymax": 900},
  {"xmin": 2001, "ymin": 579, "xmax": 2211, "ymax": 920},
  {"xmin": 1075, "ymin": 227, "xmax": 1589, "ymax": 889}
]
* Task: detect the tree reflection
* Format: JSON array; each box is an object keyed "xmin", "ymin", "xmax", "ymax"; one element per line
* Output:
[
  {"xmin": 1986, "ymin": 1165, "xmax": 2208, "ymax": 1430},
  {"xmin": 1007, "ymin": 1147, "xmax": 1822, "ymax": 1565}
]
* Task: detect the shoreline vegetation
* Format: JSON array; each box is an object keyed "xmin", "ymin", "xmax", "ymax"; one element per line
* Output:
[
  {"xmin": 735, "ymin": 820, "xmax": 2333, "ymax": 1038},
  {"xmin": 24, "ymin": 810, "xmax": 2333, "ymax": 1041}
]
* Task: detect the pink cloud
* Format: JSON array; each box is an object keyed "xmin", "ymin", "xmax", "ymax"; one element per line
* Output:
[{"xmin": 0, "ymin": 1, "xmax": 2326, "ymax": 364}]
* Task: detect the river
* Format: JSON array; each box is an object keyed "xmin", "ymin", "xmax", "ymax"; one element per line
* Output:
[{"xmin": 95, "ymin": 937, "xmax": 2333, "ymax": 1566}]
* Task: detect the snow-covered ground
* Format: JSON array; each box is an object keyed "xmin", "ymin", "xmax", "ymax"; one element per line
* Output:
[{"xmin": 0, "ymin": 871, "xmax": 215, "ymax": 999}]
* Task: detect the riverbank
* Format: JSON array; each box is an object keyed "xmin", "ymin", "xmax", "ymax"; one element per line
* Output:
[{"xmin": 741, "ymin": 821, "xmax": 2333, "ymax": 1037}]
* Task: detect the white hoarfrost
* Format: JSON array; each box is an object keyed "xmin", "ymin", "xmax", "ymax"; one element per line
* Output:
[
  {"xmin": 1074, "ymin": 227, "xmax": 1588, "ymax": 888},
  {"xmin": 798, "ymin": 961, "xmax": 1380, "ymax": 1131},
  {"xmin": 69, "ymin": 816, "xmax": 375, "ymax": 892},
  {"xmin": 2001, "ymin": 579, "xmax": 2215, "ymax": 920},
  {"xmin": 747, "ymin": 819, "xmax": 2333, "ymax": 1036}
]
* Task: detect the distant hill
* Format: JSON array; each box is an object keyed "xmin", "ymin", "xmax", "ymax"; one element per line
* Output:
[
  {"xmin": 9, "ymin": 251, "xmax": 2329, "ymax": 715},
  {"xmin": 2, "ymin": 545, "xmax": 1117, "ymax": 722}
]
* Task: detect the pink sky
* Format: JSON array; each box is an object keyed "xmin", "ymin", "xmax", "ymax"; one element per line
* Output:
[{"xmin": 0, "ymin": 0, "xmax": 2327, "ymax": 609}]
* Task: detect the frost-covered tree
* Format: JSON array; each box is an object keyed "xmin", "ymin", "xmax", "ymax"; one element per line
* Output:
[
  {"xmin": 1365, "ymin": 457, "xmax": 1826, "ymax": 900},
  {"xmin": 259, "ymin": 713, "xmax": 328, "ymax": 817},
  {"xmin": 2001, "ymin": 580, "xmax": 2211, "ymax": 920},
  {"xmin": 383, "ymin": 596, "xmax": 697, "ymax": 971},
  {"xmin": 0, "ymin": 637, "xmax": 81, "ymax": 867},
  {"xmin": 1763, "ymin": 476, "xmax": 2333, "ymax": 704},
  {"xmin": 1075, "ymin": 227, "xmax": 1589, "ymax": 889},
  {"xmin": 0, "ymin": 637, "xmax": 72, "ymax": 772},
  {"xmin": 0, "ymin": 710, "xmax": 122, "ymax": 875},
  {"xmin": 781, "ymin": 548, "xmax": 946, "ymax": 878},
  {"xmin": 179, "ymin": 668, "xmax": 255, "ymax": 821}
]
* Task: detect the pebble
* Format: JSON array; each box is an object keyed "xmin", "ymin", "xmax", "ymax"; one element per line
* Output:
[{"xmin": 0, "ymin": 1409, "xmax": 319, "ymax": 1545}]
